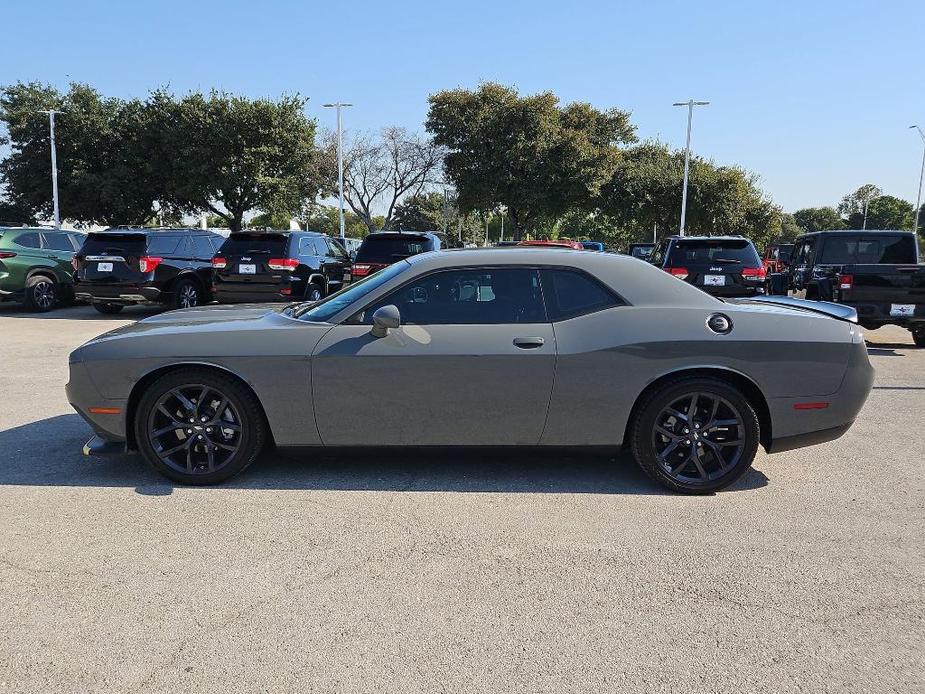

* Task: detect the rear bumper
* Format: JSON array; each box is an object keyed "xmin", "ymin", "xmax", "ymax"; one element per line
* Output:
[
  {"xmin": 75, "ymin": 282, "xmax": 162, "ymax": 305},
  {"xmin": 66, "ymin": 362, "xmax": 128, "ymax": 443},
  {"xmin": 214, "ymin": 285, "xmax": 292, "ymax": 303},
  {"xmin": 765, "ymin": 334, "xmax": 874, "ymax": 453},
  {"xmin": 848, "ymin": 301, "xmax": 925, "ymax": 328}
]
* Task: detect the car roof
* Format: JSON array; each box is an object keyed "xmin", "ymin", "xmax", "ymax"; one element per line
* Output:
[
  {"xmin": 665, "ymin": 235, "xmax": 753, "ymax": 242},
  {"xmin": 796, "ymin": 229, "xmax": 914, "ymax": 237},
  {"xmin": 364, "ymin": 231, "xmax": 435, "ymax": 239},
  {"xmin": 96, "ymin": 227, "xmax": 218, "ymax": 236}
]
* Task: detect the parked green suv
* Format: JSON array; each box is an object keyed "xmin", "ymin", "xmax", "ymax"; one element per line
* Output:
[{"xmin": 0, "ymin": 227, "xmax": 86, "ymax": 312}]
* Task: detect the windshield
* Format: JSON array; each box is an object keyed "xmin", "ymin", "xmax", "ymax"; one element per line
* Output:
[
  {"xmin": 668, "ymin": 239, "xmax": 760, "ymax": 266},
  {"xmin": 293, "ymin": 261, "xmax": 410, "ymax": 322},
  {"xmin": 355, "ymin": 236, "xmax": 431, "ymax": 263}
]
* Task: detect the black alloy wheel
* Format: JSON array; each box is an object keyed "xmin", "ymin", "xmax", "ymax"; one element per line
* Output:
[
  {"xmin": 24, "ymin": 276, "xmax": 57, "ymax": 312},
  {"xmin": 630, "ymin": 377, "xmax": 760, "ymax": 494},
  {"xmin": 304, "ymin": 282, "xmax": 324, "ymax": 303},
  {"xmin": 135, "ymin": 369, "xmax": 266, "ymax": 484},
  {"xmin": 174, "ymin": 279, "xmax": 199, "ymax": 310}
]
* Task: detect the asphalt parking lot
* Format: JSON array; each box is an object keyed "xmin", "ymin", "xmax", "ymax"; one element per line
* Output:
[{"xmin": 0, "ymin": 303, "xmax": 922, "ymax": 693}]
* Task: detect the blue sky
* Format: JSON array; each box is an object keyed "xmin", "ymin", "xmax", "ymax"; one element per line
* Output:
[{"xmin": 3, "ymin": 0, "xmax": 924, "ymax": 212}]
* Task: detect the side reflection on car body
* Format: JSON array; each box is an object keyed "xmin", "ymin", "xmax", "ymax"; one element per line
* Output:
[{"xmin": 67, "ymin": 248, "xmax": 873, "ymax": 494}]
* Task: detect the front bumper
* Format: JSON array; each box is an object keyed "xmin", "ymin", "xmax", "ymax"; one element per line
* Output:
[{"xmin": 66, "ymin": 361, "xmax": 128, "ymax": 443}]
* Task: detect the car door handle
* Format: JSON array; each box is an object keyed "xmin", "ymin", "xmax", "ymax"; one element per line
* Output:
[{"xmin": 513, "ymin": 337, "xmax": 545, "ymax": 349}]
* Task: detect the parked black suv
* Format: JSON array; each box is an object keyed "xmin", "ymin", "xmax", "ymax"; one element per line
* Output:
[
  {"xmin": 770, "ymin": 230, "xmax": 925, "ymax": 343},
  {"xmin": 649, "ymin": 235, "xmax": 766, "ymax": 297},
  {"xmin": 73, "ymin": 228, "xmax": 223, "ymax": 314},
  {"xmin": 353, "ymin": 231, "xmax": 461, "ymax": 279},
  {"xmin": 212, "ymin": 231, "xmax": 351, "ymax": 303}
]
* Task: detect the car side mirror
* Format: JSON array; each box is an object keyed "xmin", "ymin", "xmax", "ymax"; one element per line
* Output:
[{"xmin": 370, "ymin": 305, "xmax": 401, "ymax": 338}]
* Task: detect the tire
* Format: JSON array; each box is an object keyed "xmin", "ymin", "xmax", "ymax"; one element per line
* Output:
[
  {"xmin": 23, "ymin": 275, "xmax": 57, "ymax": 313},
  {"xmin": 304, "ymin": 281, "xmax": 324, "ymax": 303},
  {"xmin": 629, "ymin": 377, "xmax": 760, "ymax": 494},
  {"xmin": 134, "ymin": 368, "xmax": 267, "ymax": 485},
  {"xmin": 912, "ymin": 328, "xmax": 925, "ymax": 348},
  {"xmin": 93, "ymin": 302, "xmax": 124, "ymax": 314},
  {"xmin": 171, "ymin": 277, "xmax": 201, "ymax": 310}
]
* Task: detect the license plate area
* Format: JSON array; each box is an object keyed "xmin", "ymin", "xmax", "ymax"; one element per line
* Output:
[
  {"xmin": 96, "ymin": 262, "xmax": 113, "ymax": 272},
  {"xmin": 890, "ymin": 303, "xmax": 916, "ymax": 317},
  {"xmin": 704, "ymin": 274, "xmax": 725, "ymax": 286},
  {"xmin": 343, "ymin": 272, "xmax": 352, "ymax": 282},
  {"xmin": 239, "ymin": 264, "xmax": 256, "ymax": 274}
]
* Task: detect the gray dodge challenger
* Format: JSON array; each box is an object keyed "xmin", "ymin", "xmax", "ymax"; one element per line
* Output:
[{"xmin": 67, "ymin": 247, "xmax": 874, "ymax": 493}]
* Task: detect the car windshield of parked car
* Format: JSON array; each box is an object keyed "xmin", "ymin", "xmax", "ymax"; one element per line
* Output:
[
  {"xmin": 355, "ymin": 268, "xmax": 546, "ymax": 325},
  {"xmin": 818, "ymin": 235, "xmax": 916, "ymax": 265},
  {"xmin": 81, "ymin": 233, "xmax": 146, "ymax": 256},
  {"xmin": 293, "ymin": 261, "xmax": 410, "ymax": 322},
  {"xmin": 219, "ymin": 233, "xmax": 290, "ymax": 256},
  {"xmin": 777, "ymin": 245, "xmax": 793, "ymax": 261},
  {"xmin": 355, "ymin": 236, "xmax": 429, "ymax": 263},
  {"xmin": 668, "ymin": 240, "xmax": 760, "ymax": 265},
  {"xmin": 630, "ymin": 246, "xmax": 653, "ymax": 259}
]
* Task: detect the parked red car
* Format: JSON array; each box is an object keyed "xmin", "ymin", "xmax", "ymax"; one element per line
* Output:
[
  {"xmin": 518, "ymin": 239, "xmax": 584, "ymax": 250},
  {"xmin": 761, "ymin": 243, "xmax": 794, "ymax": 274}
]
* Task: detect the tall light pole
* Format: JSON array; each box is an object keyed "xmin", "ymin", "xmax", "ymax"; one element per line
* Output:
[
  {"xmin": 322, "ymin": 102, "xmax": 352, "ymax": 241},
  {"xmin": 672, "ymin": 100, "xmax": 709, "ymax": 236},
  {"xmin": 38, "ymin": 109, "xmax": 63, "ymax": 227},
  {"xmin": 910, "ymin": 125, "xmax": 925, "ymax": 238}
]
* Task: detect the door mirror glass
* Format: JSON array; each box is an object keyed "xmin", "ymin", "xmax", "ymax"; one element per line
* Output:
[{"xmin": 371, "ymin": 304, "xmax": 401, "ymax": 337}]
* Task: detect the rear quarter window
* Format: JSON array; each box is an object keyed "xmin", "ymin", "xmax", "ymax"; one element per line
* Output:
[
  {"xmin": 540, "ymin": 269, "xmax": 622, "ymax": 321},
  {"xmin": 146, "ymin": 236, "xmax": 181, "ymax": 255},
  {"xmin": 12, "ymin": 232, "xmax": 41, "ymax": 249}
]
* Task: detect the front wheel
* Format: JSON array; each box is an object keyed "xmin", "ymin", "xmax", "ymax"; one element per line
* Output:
[
  {"xmin": 23, "ymin": 276, "xmax": 57, "ymax": 312},
  {"xmin": 629, "ymin": 377, "xmax": 760, "ymax": 494},
  {"xmin": 134, "ymin": 368, "xmax": 267, "ymax": 485},
  {"xmin": 912, "ymin": 327, "xmax": 925, "ymax": 348}
]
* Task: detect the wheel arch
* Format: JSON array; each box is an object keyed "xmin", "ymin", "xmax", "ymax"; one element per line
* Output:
[
  {"xmin": 307, "ymin": 272, "xmax": 327, "ymax": 290},
  {"xmin": 124, "ymin": 361, "xmax": 274, "ymax": 451},
  {"xmin": 25, "ymin": 266, "xmax": 62, "ymax": 283},
  {"xmin": 623, "ymin": 366, "xmax": 772, "ymax": 451},
  {"xmin": 167, "ymin": 270, "xmax": 206, "ymax": 294}
]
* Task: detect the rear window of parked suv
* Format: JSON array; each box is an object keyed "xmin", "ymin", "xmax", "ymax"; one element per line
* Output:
[
  {"xmin": 667, "ymin": 239, "xmax": 760, "ymax": 266},
  {"xmin": 218, "ymin": 232, "xmax": 290, "ymax": 255},
  {"xmin": 818, "ymin": 235, "xmax": 916, "ymax": 265},
  {"xmin": 355, "ymin": 236, "xmax": 432, "ymax": 263}
]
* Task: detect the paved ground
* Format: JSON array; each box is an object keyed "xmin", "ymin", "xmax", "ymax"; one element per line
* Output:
[{"xmin": 0, "ymin": 302, "xmax": 922, "ymax": 693}]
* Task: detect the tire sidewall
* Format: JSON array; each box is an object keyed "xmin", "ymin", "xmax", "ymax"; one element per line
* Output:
[
  {"xmin": 134, "ymin": 369, "xmax": 265, "ymax": 485},
  {"xmin": 304, "ymin": 282, "xmax": 323, "ymax": 302},
  {"xmin": 25, "ymin": 276, "xmax": 56, "ymax": 312},
  {"xmin": 631, "ymin": 377, "xmax": 760, "ymax": 494}
]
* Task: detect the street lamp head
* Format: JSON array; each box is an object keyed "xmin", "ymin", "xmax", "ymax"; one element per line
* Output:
[
  {"xmin": 672, "ymin": 101, "xmax": 709, "ymax": 107},
  {"xmin": 322, "ymin": 103, "xmax": 353, "ymax": 108}
]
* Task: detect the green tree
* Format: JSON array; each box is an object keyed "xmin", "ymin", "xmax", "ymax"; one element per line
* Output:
[
  {"xmin": 426, "ymin": 82, "xmax": 635, "ymax": 240},
  {"xmin": 862, "ymin": 195, "xmax": 913, "ymax": 230},
  {"xmin": 792, "ymin": 206, "xmax": 843, "ymax": 233},
  {"xmin": 0, "ymin": 82, "xmax": 172, "ymax": 225},
  {"xmin": 248, "ymin": 210, "xmax": 295, "ymax": 230},
  {"xmin": 838, "ymin": 184, "xmax": 882, "ymax": 228},
  {"xmin": 300, "ymin": 204, "xmax": 374, "ymax": 238},
  {"xmin": 163, "ymin": 91, "xmax": 326, "ymax": 232}
]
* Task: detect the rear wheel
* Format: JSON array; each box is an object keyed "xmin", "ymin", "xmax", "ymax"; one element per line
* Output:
[
  {"xmin": 304, "ymin": 281, "xmax": 324, "ymax": 303},
  {"xmin": 912, "ymin": 327, "xmax": 925, "ymax": 348},
  {"xmin": 134, "ymin": 368, "xmax": 267, "ymax": 485},
  {"xmin": 93, "ymin": 302, "xmax": 124, "ymax": 314},
  {"xmin": 629, "ymin": 377, "xmax": 760, "ymax": 494},
  {"xmin": 171, "ymin": 278, "xmax": 200, "ymax": 310},
  {"xmin": 23, "ymin": 275, "xmax": 57, "ymax": 312}
]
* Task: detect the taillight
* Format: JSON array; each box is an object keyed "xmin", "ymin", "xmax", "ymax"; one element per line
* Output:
[
  {"xmin": 0, "ymin": 252, "xmax": 16, "ymax": 260},
  {"xmin": 212, "ymin": 256, "xmax": 227, "ymax": 269},
  {"xmin": 138, "ymin": 256, "xmax": 163, "ymax": 273},
  {"xmin": 268, "ymin": 257, "xmax": 299, "ymax": 271},
  {"xmin": 280, "ymin": 288, "xmax": 292, "ymax": 296},
  {"xmin": 741, "ymin": 267, "xmax": 767, "ymax": 280},
  {"xmin": 665, "ymin": 267, "xmax": 689, "ymax": 280},
  {"xmin": 838, "ymin": 273, "xmax": 853, "ymax": 291},
  {"xmin": 353, "ymin": 263, "xmax": 372, "ymax": 277}
]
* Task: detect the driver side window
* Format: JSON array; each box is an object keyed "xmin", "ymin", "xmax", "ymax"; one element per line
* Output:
[{"xmin": 356, "ymin": 268, "xmax": 546, "ymax": 325}]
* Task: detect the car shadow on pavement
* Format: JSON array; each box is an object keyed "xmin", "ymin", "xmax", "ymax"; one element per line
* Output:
[
  {"xmin": 0, "ymin": 414, "xmax": 769, "ymax": 497},
  {"xmin": 0, "ymin": 303, "xmax": 160, "ymax": 321}
]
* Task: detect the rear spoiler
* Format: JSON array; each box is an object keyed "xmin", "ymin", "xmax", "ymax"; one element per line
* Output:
[{"xmin": 731, "ymin": 295, "xmax": 858, "ymax": 323}]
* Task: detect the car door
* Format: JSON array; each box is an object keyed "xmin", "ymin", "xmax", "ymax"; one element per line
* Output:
[
  {"xmin": 40, "ymin": 232, "xmax": 78, "ymax": 280},
  {"xmin": 322, "ymin": 238, "xmax": 350, "ymax": 291},
  {"xmin": 310, "ymin": 266, "xmax": 556, "ymax": 446}
]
